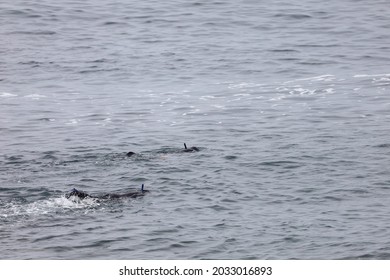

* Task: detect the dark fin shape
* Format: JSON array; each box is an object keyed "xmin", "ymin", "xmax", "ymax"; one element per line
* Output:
[
  {"xmin": 141, "ymin": 183, "xmax": 149, "ymax": 193},
  {"xmin": 183, "ymin": 143, "xmax": 199, "ymax": 152}
]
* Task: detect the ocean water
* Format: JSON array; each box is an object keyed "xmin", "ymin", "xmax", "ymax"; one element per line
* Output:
[{"xmin": 1, "ymin": 0, "xmax": 390, "ymax": 259}]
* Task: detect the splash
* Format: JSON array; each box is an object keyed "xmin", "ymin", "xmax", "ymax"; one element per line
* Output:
[{"xmin": 0, "ymin": 196, "xmax": 100, "ymax": 220}]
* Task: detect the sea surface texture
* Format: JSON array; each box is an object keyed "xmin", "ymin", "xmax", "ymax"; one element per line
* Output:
[{"xmin": 1, "ymin": 0, "xmax": 390, "ymax": 259}]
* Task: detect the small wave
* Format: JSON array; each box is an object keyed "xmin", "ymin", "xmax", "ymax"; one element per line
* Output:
[
  {"xmin": 374, "ymin": 143, "xmax": 390, "ymax": 148},
  {"xmin": 78, "ymin": 67, "xmax": 120, "ymax": 74},
  {"xmin": 8, "ymin": 30, "xmax": 56, "ymax": 35},
  {"xmin": 6, "ymin": 9, "xmax": 42, "ymax": 18},
  {"xmin": 342, "ymin": 251, "xmax": 390, "ymax": 260},
  {"xmin": 269, "ymin": 49, "xmax": 299, "ymax": 53},
  {"xmin": 18, "ymin": 60, "xmax": 43, "ymax": 67},
  {"xmin": 273, "ymin": 13, "xmax": 312, "ymax": 20},
  {"xmin": 259, "ymin": 160, "xmax": 302, "ymax": 169},
  {"xmin": 103, "ymin": 21, "xmax": 126, "ymax": 26}
]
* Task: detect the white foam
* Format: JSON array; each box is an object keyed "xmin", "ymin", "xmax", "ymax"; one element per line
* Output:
[
  {"xmin": 24, "ymin": 94, "xmax": 46, "ymax": 99},
  {"xmin": 0, "ymin": 92, "xmax": 17, "ymax": 97},
  {"xmin": 228, "ymin": 82, "xmax": 264, "ymax": 89},
  {"xmin": 284, "ymin": 74, "xmax": 335, "ymax": 84},
  {"xmin": 182, "ymin": 108, "xmax": 200, "ymax": 116},
  {"xmin": 212, "ymin": 104, "xmax": 225, "ymax": 109},
  {"xmin": 373, "ymin": 77, "xmax": 390, "ymax": 84},
  {"xmin": 200, "ymin": 95, "xmax": 217, "ymax": 100},
  {"xmin": 233, "ymin": 93, "xmax": 251, "ymax": 97},
  {"xmin": 289, "ymin": 88, "xmax": 316, "ymax": 95},
  {"xmin": 66, "ymin": 119, "xmax": 79, "ymax": 125},
  {"xmin": 0, "ymin": 196, "xmax": 100, "ymax": 219},
  {"xmin": 354, "ymin": 73, "xmax": 390, "ymax": 78},
  {"xmin": 324, "ymin": 88, "xmax": 335, "ymax": 94},
  {"xmin": 60, "ymin": 196, "xmax": 99, "ymax": 207}
]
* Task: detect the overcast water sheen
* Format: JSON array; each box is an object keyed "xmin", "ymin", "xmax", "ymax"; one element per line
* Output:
[{"xmin": 1, "ymin": 0, "xmax": 390, "ymax": 259}]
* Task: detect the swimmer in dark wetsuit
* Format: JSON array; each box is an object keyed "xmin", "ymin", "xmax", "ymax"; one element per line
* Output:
[
  {"xmin": 183, "ymin": 143, "xmax": 199, "ymax": 152},
  {"xmin": 65, "ymin": 184, "xmax": 149, "ymax": 201}
]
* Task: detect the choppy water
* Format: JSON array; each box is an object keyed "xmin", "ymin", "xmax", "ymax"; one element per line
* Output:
[{"xmin": 1, "ymin": 0, "xmax": 390, "ymax": 259}]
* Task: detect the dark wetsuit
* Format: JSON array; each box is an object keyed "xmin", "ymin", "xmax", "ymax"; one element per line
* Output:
[{"xmin": 66, "ymin": 187, "xmax": 148, "ymax": 200}]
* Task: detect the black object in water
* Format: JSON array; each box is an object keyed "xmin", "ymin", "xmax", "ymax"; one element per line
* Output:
[
  {"xmin": 183, "ymin": 143, "xmax": 199, "ymax": 152},
  {"xmin": 65, "ymin": 184, "xmax": 149, "ymax": 200}
]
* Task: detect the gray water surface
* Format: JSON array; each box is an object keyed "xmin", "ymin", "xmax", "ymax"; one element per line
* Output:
[{"xmin": 1, "ymin": 0, "xmax": 390, "ymax": 259}]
